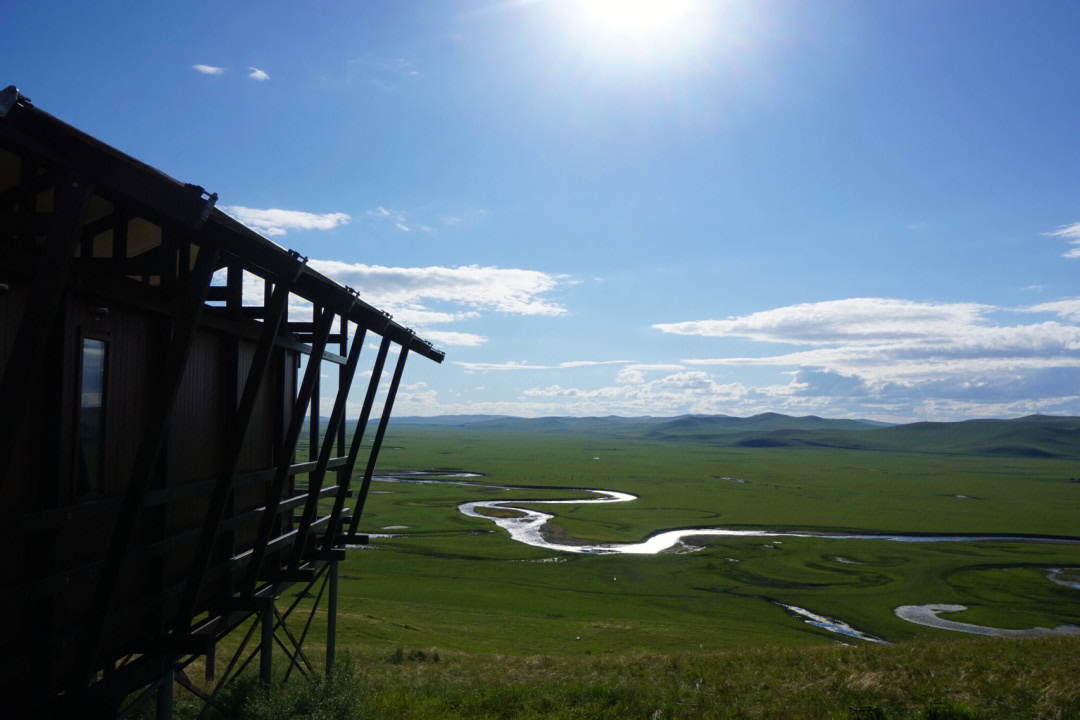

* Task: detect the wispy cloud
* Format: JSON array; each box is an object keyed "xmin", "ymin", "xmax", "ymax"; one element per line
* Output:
[
  {"xmin": 422, "ymin": 330, "xmax": 488, "ymax": 347},
  {"xmin": 221, "ymin": 206, "xmax": 350, "ymax": 236},
  {"xmin": 1046, "ymin": 222, "xmax": 1080, "ymax": 258},
  {"xmin": 519, "ymin": 370, "xmax": 753, "ymax": 410},
  {"xmin": 366, "ymin": 206, "xmax": 482, "ymax": 234},
  {"xmin": 193, "ymin": 64, "xmax": 225, "ymax": 75},
  {"xmin": 441, "ymin": 209, "xmax": 486, "ymax": 227},
  {"xmin": 615, "ymin": 363, "xmax": 685, "ymax": 384},
  {"xmin": 456, "ymin": 360, "xmax": 631, "ymax": 372},
  {"xmin": 340, "ymin": 55, "xmax": 423, "ymax": 89},
  {"xmin": 248, "ymin": 67, "xmax": 269, "ymax": 81},
  {"xmin": 367, "ymin": 206, "xmax": 427, "ymax": 232},
  {"xmin": 309, "ymin": 261, "xmax": 568, "ymax": 316},
  {"xmin": 1025, "ymin": 298, "xmax": 1080, "ymax": 323},
  {"xmin": 655, "ymin": 298, "xmax": 991, "ymax": 345}
]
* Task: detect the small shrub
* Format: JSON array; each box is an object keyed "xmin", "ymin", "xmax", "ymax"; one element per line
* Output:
[{"xmin": 237, "ymin": 656, "xmax": 368, "ymax": 720}]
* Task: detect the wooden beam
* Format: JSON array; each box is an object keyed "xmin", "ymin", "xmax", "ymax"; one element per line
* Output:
[
  {"xmin": 349, "ymin": 339, "xmax": 411, "ymax": 536},
  {"xmin": 0, "ymin": 166, "xmax": 55, "ymax": 210},
  {"xmin": 0, "ymin": 170, "xmax": 93, "ymax": 489}
]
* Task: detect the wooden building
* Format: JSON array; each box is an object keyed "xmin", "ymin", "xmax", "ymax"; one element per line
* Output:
[{"xmin": 0, "ymin": 86, "xmax": 444, "ymax": 716}]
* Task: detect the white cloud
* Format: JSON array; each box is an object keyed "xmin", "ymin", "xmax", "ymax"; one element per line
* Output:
[
  {"xmin": 368, "ymin": 207, "xmax": 411, "ymax": 232},
  {"xmin": 221, "ymin": 255, "xmax": 567, "ymax": 352},
  {"xmin": 516, "ymin": 370, "xmax": 756, "ymax": 415},
  {"xmin": 193, "ymin": 64, "xmax": 225, "ymax": 75},
  {"xmin": 422, "ymin": 330, "xmax": 488, "ymax": 347},
  {"xmin": 615, "ymin": 364, "xmax": 685, "ymax": 384},
  {"xmin": 652, "ymin": 296, "xmax": 1080, "ymax": 417},
  {"xmin": 1025, "ymin": 298, "xmax": 1080, "ymax": 323},
  {"xmin": 248, "ymin": 67, "xmax": 269, "ymax": 81},
  {"xmin": 308, "ymin": 261, "xmax": 568, "ymax": 316},
  {"xmin": 221, "ymin": 206, "xmax": 350, "ymax": 236},
  {"xmin": 655, "ymin": 298, "xmax": 991, "ymax": 345},
  {"xmin": 1046, "ymin": 222, "xmax": 1080, "ymax": 258},
  {"xmin": 455, "ymin": 360, "xmax": 631, "ymax": 371}
]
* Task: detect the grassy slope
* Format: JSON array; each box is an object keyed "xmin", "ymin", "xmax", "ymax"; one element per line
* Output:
[{"xmin": 183, "ymin": 638, "xmax": 1080, "ymax": 720}]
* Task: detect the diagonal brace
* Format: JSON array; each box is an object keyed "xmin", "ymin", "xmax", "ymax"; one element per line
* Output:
[
  {"xmin": 322, "ymin": 332, "xmax": 391, "ymax": 550},
  {"xmin": 349, "ymin": 339, "xmax": 411, "ymax": 536},
  {"xmin": 290, "ymin": 317, "xmax": 367, "ymax": 569}
]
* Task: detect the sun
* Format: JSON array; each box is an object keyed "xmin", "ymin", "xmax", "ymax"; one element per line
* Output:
[{"xmin": 579, "ymin": 0, "xmax": 698, "ymax": 36}]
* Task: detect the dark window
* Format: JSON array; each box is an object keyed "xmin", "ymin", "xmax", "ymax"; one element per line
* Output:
[{"xmin": 77, "ymin": 337, "xmax": 106, "ymax": 495}]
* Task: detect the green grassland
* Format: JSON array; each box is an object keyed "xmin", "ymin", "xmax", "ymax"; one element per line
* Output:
[
  {"xmin": 181, "ymin": 420, "xmax": 1080, "ymax": 718},
  {"xmin": 288, "ymin": 424, "xmax": 1080, "ymax": 654}
]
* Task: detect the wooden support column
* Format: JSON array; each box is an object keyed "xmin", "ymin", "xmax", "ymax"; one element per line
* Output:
[
  {"xmin": 259, "ymin": 605, "xmax": 274, "ymax": 687},
  {"xmin": 326, "ymin": 560, "xmax": 338, "ymax": 676},
  {"xmin": 290, "ymin": 317, "xmax": 367, "ymax": 569},
  {"xmin": 309, "ymin": 357, "xmax": 319, "ymax": 462},
  {"xmin": 322, "ymin": 332, "xmax": 391, "ymax": 550},
  {"xmin": 172, "ymin": 264, "xmax": 300, "ymax": 634},
  {"xmin": 76, "ymin": 238, "xmax": 221, "ymax": 685},
  {"xmin": 205, "ymin": 643, "xmax": 215, "ymax": 682},
  {"xmin": 337, "ymin": 319, "xmax": 347, "ymax": 459},
  {"xmin": 155, "ymin": 667, "xmax": 174, "ymax": 720},
  {"xmin": 240, "ymin": 310, "xmax": 334, "ymax": 594},
  {"xmin": 0, "ymin": 171, "xmax": 93, "ymax": 487},
  {"xmin": 349, "ymin": 340, "xmax": 410, "ymax": 536}
]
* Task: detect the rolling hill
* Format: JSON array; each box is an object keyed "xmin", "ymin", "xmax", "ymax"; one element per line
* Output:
[{"xmin": 390, "ymin": 413, "xmax": 1080, "ymax": 459}]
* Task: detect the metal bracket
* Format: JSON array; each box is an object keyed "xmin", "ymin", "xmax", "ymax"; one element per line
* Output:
[
  {"xmin": 287, "ymin": 250, "xmax": 308, "ymax": 282},
  {"xmin": 0, "ymin": 85, "xmax": 23, "ymax": 117},
  {"xmin": 199, "ymin": 192, "xmax": 218, "ymax": 227}
]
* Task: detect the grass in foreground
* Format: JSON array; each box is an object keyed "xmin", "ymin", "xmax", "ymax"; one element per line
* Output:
[{"xmin": 178, "ymin": 636, "xmax": 1080, "ymax": 720}]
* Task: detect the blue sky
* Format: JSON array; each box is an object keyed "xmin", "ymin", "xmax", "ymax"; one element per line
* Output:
[{"xmin": 7, "ymin": 1, "xmax": 1080, "ymax": 420}]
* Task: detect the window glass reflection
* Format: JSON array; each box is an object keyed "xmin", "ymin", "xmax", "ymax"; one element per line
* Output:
[{"xmin": 77, "ymin": 338, "xmax": 106, "ymax": 495}]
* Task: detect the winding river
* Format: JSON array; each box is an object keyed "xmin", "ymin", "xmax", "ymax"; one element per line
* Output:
[
  {"xmin": 375, "ymin": 474, "xmax": 1079, "ymax": 641},
  {"xmin": 454, "ymin": 486, "xmax": 1075, "ymax": 555}
]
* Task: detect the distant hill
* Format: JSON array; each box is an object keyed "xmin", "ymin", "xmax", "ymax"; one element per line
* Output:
[
  {"xmin": 387, "ymin": 413, "xmax": 1080, "ymax": 459},
  {"xmin": 391, "ymin": 414, "xmax": 515, "ymax": 426}
]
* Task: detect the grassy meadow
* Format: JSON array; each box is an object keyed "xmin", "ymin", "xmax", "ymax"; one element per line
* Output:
[
  {"xmin": 184, "ymin": 420, "xmax": 1080, "ymax": 717},
  {"xmin": 308, "ymin": 426, "xmax": 1080, "ymax": 653}
]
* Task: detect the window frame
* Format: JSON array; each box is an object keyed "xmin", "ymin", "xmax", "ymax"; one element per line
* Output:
[{"xmin": 74, "ymin": 330, "xmax": 109, "ymax": 498}]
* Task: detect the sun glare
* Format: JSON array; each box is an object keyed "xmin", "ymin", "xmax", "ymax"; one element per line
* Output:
[
  {"xmin": 557, "ymin": 0, "xmax": 717, "ymax": 68},
  {"xmin": 580, "ymin": 0, "xmax": 697, "ymax": 36}
]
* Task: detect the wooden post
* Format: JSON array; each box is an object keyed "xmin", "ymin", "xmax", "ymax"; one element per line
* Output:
[
  {"xmin": 260, "ymin": 605, "xmax": 274, "ymax": 687},
  {"xmin": 205, "ymin": 642, "xmax": 215, "ymax": 682},
  {"xmin": 155, "ymin": 667, "xmax": 173, "ymax": 720},
  {"xmin": 326, "ymin": 560, "xmax": 338, "ymax": 676}
]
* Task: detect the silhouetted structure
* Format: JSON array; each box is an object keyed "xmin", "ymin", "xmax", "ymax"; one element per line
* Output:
[{"xmin": 0, "ymin": 86, "xmax": 443, "ymax": 717}]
